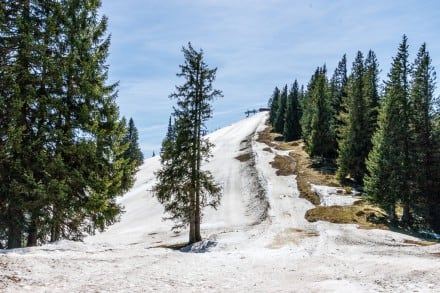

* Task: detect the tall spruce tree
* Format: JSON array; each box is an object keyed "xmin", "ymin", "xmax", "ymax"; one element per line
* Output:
[
  {"xmin": 364, "ymin": 50, "xmax": 381, "ymax": 145},
  {"xmin": 431, "ymin": 114, "xmax": 440, "ymax": 232},
  {"xmin": 409, "ymin": 43, "xmax": 438, "ymax": 229},
  {"xmin": 154, "ymin": 43, "xmax": 222, "ymax": 244},
  {"xmin": 337, "ymin": 51, "xmax": 370, "ymax": 183},
  {"xmin": 122, "ymin": 117, "xmax": 144, "ymax": 167},
  {"xmin": 274, "ymin": 85, "xmax": 287, "ymax": 133},
  {"xmin": 330, "ymin": 54, "xmax": 348, "ymax": 116},
  {"xmin": 365, "ymin": 36, "xmax": 412, "ymax": 223},
  {"xmin": 269, "ymin": 87, "xmax": 280, "ymax": 126},
  {"xmin": 306, "ymin": 66, "xmax": 335, "ymax": 157},
  {"xmin": 301, "ymin": 68, "xmax": 321, "ymax": 146},
  {"xmin": 0, "ymin": 0, "xmax": 135, "ymax": 248},
  {"xmin": 283, "ymin": 80, "xmax": 301, "ymax": 141}
]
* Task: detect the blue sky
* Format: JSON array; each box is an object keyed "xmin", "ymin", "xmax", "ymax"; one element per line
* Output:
[{"xmin": 99, "ymin": 0, "xmax": 440, "ymax": 156}]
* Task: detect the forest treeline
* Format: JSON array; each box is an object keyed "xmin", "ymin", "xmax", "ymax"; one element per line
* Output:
[
  {"xmin": 268, "ymin": 35, "xmax": 440, "ymax": 233},
  {"xmin": 0, "ymin": 1, "xmax": 143, "ymax": 249}
]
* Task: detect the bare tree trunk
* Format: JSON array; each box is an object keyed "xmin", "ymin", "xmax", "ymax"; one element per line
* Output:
[
  {"xmin": 189, "ymin": 192, "xmax": 196, "ymax": 244},
  {"xmin": 27, "ymin": 214, "xmax": 39, "ymax": 247},
  {"xmin": 388, "ymin": 204, "xmax": 397, "ymax": 224},
  {"xmin": 194, "ymin": 60, "xmax": 202, "ymax": 243},
  {"xmin": 7, "ymin": 221, "xmax": 22, "ymax": 249},
  {"xmin": 401, "ymin": 202, "xmax": 411, "ymax": 226}
]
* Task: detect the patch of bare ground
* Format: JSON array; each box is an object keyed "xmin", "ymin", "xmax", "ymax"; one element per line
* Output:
[
  {"xmin": 266, "ymin": 228, "xmax": 319, "ymax": 249},
  {"xmin": 286, "ymin": 139, "xmax": 342, "ymax": 205},
  {"xmin": 235, "ymin": 153, "xmax": 252, "ymax": 162},
  {"xmin": 305, "ymin": 201, "xmax": 388, "ymax": 229},
  {"xmin": 256, "ymin": 125, "xmax": 280, "ymax": 147},
  {"xmin": 269, "ymin": 154, "xmax": 295, "ymax": 176},
  {"xmin": 403, "ymin": 239, "xmax": 438, "ymax": 246},
  {"xmin": 258, "ymin": 126, "xmax": 389, "ymax": 229}
]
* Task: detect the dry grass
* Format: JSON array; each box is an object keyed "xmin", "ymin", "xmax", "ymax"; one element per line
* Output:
[
  {"xmin": 403, "ymin": 239, "xmax": 438, "ymax": 246},
  {"xmin": 258, "ymin": 126, "xmax": 390, "ymax": 229},
  {"xmin": 256, "ymin": 126, "xmax": 280, "ymax": 147},
  {"xmin": 235, "ymin": 153, "xmax": 252, "ymax": 162},
  {"xmin": 270, "ymin": 154, "xmax": 295, "ymax": 176},
  {"xmin": 305, "ymin": 202, "xmax": 388, "ymax": 229}
]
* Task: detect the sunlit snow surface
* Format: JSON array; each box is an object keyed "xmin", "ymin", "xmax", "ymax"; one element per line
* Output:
[
  {"xmin": 1, "ymin": 112, "xmax": 439, "ymax": 292},
  {"xmin": 311, "ymin": 184, "xmax": 360, "ymax": 206}
]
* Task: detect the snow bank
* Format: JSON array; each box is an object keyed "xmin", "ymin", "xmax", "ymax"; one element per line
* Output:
[{"xmin": 311, "ymin": 184, "xmax": 361, "ymax": 206}]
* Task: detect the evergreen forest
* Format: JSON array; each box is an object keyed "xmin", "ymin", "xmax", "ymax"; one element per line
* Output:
[
  {"xmin": 0, "ymin": 0, "xmax": 143, "ymax": 249},
  {"xmin": 268, "ymin": 35, "xmax": 440, "ymax": 233}
]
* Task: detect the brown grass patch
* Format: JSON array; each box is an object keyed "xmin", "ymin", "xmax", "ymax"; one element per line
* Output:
[
  {"xmin": 267, "ymin": 228, "xmax": 319, "ymax": 249},
  {"xmin": 256, "ymin": 126, "xmax": 279, "ymax": 147},
  {"xmin": 235, "ymin": 153, "xmax": 252, "ymax": 162},
  {"xmin": 258, "ymin": 126, "xmax": 388, "ymax": 229},
  {"xmin": 270, "ymin": 154, "xmax": 295, "ymax": 176},
  {"xmin": 403, "ymin": 239, "xmax": 438, "ymax": 246},
  {"xmin": 305, "ymin": 202, "xmax": 387, "ymax": 229}
]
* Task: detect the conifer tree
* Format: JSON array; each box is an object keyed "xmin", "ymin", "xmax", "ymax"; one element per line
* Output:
[
  {"xmin": 306, "ymin": 66, "xmax": 335, "ymax": 157},
  {"xmin": 0, "ymin": 0, "xmax": 135, "ymax": 248},
  {"xmin": 269, "ymin": 87, "xmax": 280, "ymax": 126},
  {"xmin": 283, "ymin": 80, "xmax": 301, "ymax": 141},
  {"xmin": 274, "ymin": 84, "xmax": 288, "ymax": 133},
  {"xmin": 154, "ymin": 43, "xmax": 222, "ymax": 244},
  {"xmin": 365, "ymin": 36, "xmax": 412, "ymax": 223},
  {"xmin": 364, "ymin": 50, "xmax": 381, "ymax": 144},
  {"xmin": 122, "ymin": 117, "xmax": 144, "ymax": 167},
  {"xmin": 337, "ymin": 51, "xmax": 371, "ymax": 183},
  {"xmin": 409, "ymin": 43, "xmax": 438, "ymax": 229},
  {"xmin": 330, "ymin": 54, "xmax": 348, "ymax": 137}
]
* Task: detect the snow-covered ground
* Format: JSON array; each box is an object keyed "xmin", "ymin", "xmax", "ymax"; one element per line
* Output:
[
  {"xmin": 1, "ymin": 112, "xmax": 439, "ymax": 292},
  {"xmin": 311, "ymin": 184, "xmax": 360, "ymax": 206}
]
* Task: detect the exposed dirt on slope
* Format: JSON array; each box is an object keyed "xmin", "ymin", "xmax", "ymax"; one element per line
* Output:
[{"xmin": 258, "ymin": 125, "xmax": 388, "ymax": 229}]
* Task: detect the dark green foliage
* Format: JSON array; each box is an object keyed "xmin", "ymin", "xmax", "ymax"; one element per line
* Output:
[
  {"xmin": 122, "ymin": 117, "xmax": 144, "ymax": 167},
  {"xmin": 283, "ymin": 80, "xmax": 302, "ymax": 141},
  {"xmin": 431, "ymin": 115, "xmax": 440, "ymax": 231},
  {"xmin": 154, "ymin": 43, "xmax": 222, "ymax": 244},
  {"xmin": 365, "ymin": 35, "xmax": 412, "ymax": 223},
  {"xmin": 330, "ymin": 54, "xmax": 348, "ymax": 137},
  {"xmin": 337, "ymin": 51, "xmax": 370, "ymax": 183},
  {"xmin": 364, "ymin": 50, "xmax": 381, "ymax": 144},
  {"xmin": 274, "ymin": 85, "xmax": 287, "ymax": 133},
  {"xmin": 409, "ymin": 43, "xmax": 439, "ymax": 230},
  {"xmin": 0, "ymin": 0, "xmax": 135, "ymax": 248},
  {"xmin": 268, "ymin": 87, "xmax": 280, "ymax": 126},
  {"xmin": 305, "ymin": 66, "xmax": 336, "ymax": 157}
]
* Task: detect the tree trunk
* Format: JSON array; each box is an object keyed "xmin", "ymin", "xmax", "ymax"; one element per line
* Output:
[
  {"xmin": 401, "ymin": 202, "xmax": 411, "ymax": 226},
  {"xmin": 194, "ymin": 60, "xmax": 202, "ymax": 243},
  {"xmin": 188, "ymin": 191, "xmax": 196, "ymax": 244},
  {"xmin": 27, "ymin": 214, "xmax": 39, "ymax": 247},
  {"xmin": 388, "ymin": 204, "xmax": 397, "ymax": 224},
  {"xmin": 7, "ymin": 221, "xmax": 22, "ymax": 249},
  {"xmin": 195, "ymin": 189, "xmax": 202, "ymax": 242}
]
